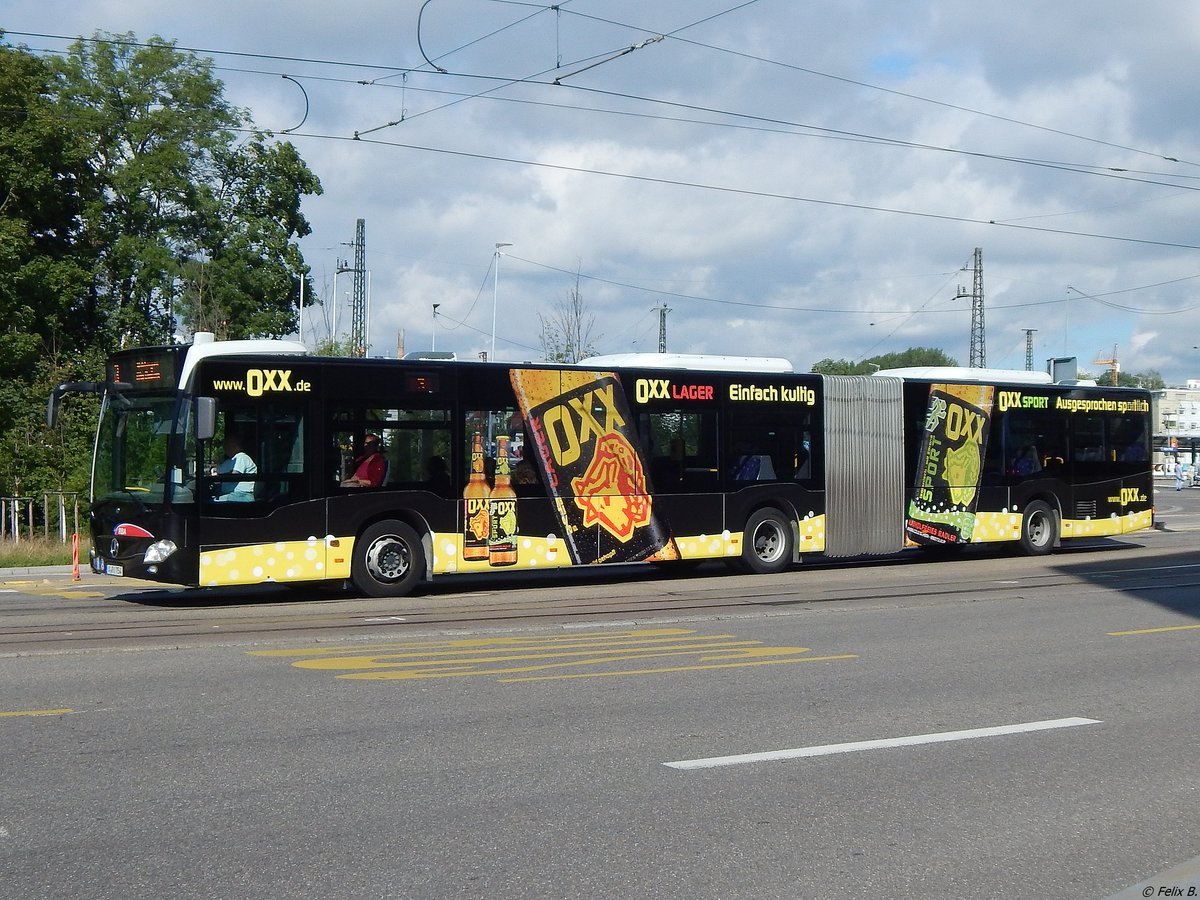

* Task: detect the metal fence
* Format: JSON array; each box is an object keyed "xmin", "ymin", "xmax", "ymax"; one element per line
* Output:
[{"xmin": 0, "ymin": 493, "xmax": 81, "ymax": 544}]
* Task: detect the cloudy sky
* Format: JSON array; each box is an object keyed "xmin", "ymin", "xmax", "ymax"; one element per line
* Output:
[{"xmin": 6, "ymin": 1, "xmax": 1200, "ymax": 384}]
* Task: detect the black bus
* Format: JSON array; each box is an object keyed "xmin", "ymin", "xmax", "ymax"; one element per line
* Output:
[{"xmin": 49, "ymin": 336, "xmax": 1154, "ymax": 597}]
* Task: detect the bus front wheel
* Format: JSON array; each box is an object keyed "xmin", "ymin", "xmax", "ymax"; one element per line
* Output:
[
  {"xmin": 352, "ymin": 519, "xmax": 424, "ymax": 597},
  {"xmin": 739, "ymin": 508, "xmax": 794, "ymax": 574},
  {"xmin": 1019, "ymin": 501, "xmax": 1057, "ymax": 556}
]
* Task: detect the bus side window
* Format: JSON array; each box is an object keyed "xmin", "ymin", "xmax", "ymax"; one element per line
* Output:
[
  {"xmin": 640, "ymin": 410, "xmax": 718, "ymax": 493},
  {"xmin": 328, "ymin": 407, "xmax": 451, "ymax": 491},
  {"xmin": 1001, "ymin": 411, "xmax": 1067, "ymax": 478},
  {"xmin": 204, "ymin": 402, "xmax": 306, "ymax": 506},
  {"xmin": 724, "ymin": 405, "xmax": 814, "ymax": 487}
]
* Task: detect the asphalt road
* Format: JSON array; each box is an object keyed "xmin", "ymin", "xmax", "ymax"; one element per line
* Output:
[{"xmin": 1, "ymin": 490, "xmax": 1198, "ymax": 899}]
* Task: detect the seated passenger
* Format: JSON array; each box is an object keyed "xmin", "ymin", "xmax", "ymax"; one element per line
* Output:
[
  {"xmin": 342, "ymin": 434, "xmax": 387, "ymax": 488},
  {"xmin": 1010, "ymin": 444, "xmax": 1042, "ymax": 476},
  {"xmin": 425, "ymin": 455, "xmax": 452, "ymax": 495}
]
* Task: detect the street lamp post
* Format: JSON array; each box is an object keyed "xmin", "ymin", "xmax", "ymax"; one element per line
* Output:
[
  {"xmin": 432, "ymin": 303, "xmax": 441, "ymax": 351},
  {"xmin": 491, "ymin": 242, "xmax": 513, "ymax": 361}
]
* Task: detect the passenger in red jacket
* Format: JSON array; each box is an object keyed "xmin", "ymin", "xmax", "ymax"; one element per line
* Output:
[{"xmin": 342, "ymin": 434, "xmax": 387, "ymax": 487}]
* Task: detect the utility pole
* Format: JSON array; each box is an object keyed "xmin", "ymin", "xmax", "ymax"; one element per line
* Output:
[
  {"xmin": 968, "ymin": 247, "xmax": 985, "ymax": 367},
  {"xmin": 1023, "ymin": 329, "xmax": 1037, "ymax": 371},
  {"xmin": 333, "ymin": 258, "xmax": 352, "ymax": 340},
  {"xmin": 657, "ymin": 302, "xmax": 670, "ymax": 353},
  {"xmin": 953, "ymin": 248, "xmax": 985, "ymax": 367},
  {"xmin": 349, "ymin": 218, "xmax": 367, "ymax": 357}
]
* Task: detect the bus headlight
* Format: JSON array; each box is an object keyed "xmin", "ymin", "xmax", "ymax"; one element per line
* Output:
[{"xmin": 143, "ymin": 540, "xmax": 178, "ymax": 564}]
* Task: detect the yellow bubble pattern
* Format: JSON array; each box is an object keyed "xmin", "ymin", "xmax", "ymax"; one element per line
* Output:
[
  {"xmin": 797, "ymin": 512, "xmax": 827, "ymax": 553},
  {"xmin": 198, "ymin": 536, "xmax": 353, "ymax": 587},
  {"xmin": 1060, "ymin": 507, "xmax": 1154, "ymax": 538},
  {"xmin": 966, "ymin": 507, "xmax": 1154, "ymax": 544},
  {"xmin": 431, "ymin": 533, "xmax": 572, "ymax": 574},
  {"xmin": 970, "ymin": 511, "xmax": 1024, "ymax": 543},
  {"xmin": 193, "ymin": 505, "xmax": 1150, "ymax": 587},
  {"xmin": 428, "ymin": 512, "xmax": 828, "ymax": 573}
]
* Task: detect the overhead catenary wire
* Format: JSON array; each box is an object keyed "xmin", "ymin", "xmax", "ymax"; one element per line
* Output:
[
  {"xmin": 12, "ymin": 29, "xmax": 1200, "ymax": 191},
  {"xmin": 10, "ymin": 22, "xmax": 1200, "ymax": 331},
  {"xmin": 281, "ymin": 129, "xmax": 1200, "ymax": 252}
]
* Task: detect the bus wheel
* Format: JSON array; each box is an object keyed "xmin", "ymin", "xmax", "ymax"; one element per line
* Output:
[
  {"xmin": 1019, "ymin": 501, "xmax": 1057, "ymax": 556},
  {"xmin": 740, "ymin": 508, "xmax": 794, "ymax": 574},
  {"xmin": 352, "ymin": 520, "xmax": 424, "ymax": 597}
]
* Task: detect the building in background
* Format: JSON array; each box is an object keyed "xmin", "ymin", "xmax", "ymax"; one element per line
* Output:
[{"xmin": 1152, "ymin": 380, "xmax": 1200, "ymax": 471}]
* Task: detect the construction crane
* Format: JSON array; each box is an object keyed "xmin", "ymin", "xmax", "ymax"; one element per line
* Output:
[{"xmin": 1093, "ymin": 344, "xmax": 1120, "ymax": 386}]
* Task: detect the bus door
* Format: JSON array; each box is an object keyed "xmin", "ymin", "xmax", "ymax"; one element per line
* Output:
[
  {"xmin": 460, "ymin": 368, "xmax": 563, "ymax": 572},
  {"xmin": 632, "ymin": 402, "xmax": 723, "ymax": 561},
  {"xmin": 724, "ymin": 386, "xmax": 822, "ymax": 555},
  {"xmin": 1068, "ymin": 406, "xmax": 1153, "ymax": 522},
  {"xmin": 195, "ymin": 361, "xmax": 321, "ymax": 585},
  {"xmin": 324, "ymin": 365, "xmax": 457, "ymax": 575}
]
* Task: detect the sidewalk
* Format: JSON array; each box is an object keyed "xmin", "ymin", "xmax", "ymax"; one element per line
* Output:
[{"xmin": 0, "ymin": 564, "xmax": 81, "ymax": 578}]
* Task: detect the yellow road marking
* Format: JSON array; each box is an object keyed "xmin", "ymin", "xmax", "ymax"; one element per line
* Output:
[
  {"xmin": 0, "ymin": 708, "xmax": 74, "ymax": 718},
  {"xmin": 249, "ymin": 627, "xmax": 702, "ymax": 657},
  {"xmin": 498, "ymin": 654, "xmax": 859, "ymax": 682},
  {"xmin": 294, "ymin": 639, "xmax": 763, "ymax": 670},
  {"xmin": 27, "ymin": 588, "xmax": 107, "ymax": 598},
  {"xmin": 1, "ymin": 582, "xmax": 106, "ymax": 598},
  {"xmin": 255, "ymin": 627, "xmax": 857, "ymax": 683},
  {"xmin": 1108, "ymin": 623, "xmax": 1200, "ymax": 636}
]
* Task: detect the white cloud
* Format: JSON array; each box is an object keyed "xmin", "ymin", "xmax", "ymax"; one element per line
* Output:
[{"xmin": 5, "ymin": 0, "xmax": 1200, "ymax": 383}]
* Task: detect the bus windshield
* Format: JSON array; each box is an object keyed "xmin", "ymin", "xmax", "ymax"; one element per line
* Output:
[{"xmin": 94, "ymin": 389, "xmax": 196, "ymax": 506}]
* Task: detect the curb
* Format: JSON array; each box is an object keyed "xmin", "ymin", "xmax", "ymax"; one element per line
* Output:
[{"xmin": 0, "ymin": 565, "xmax": 76, "ymax": 577}]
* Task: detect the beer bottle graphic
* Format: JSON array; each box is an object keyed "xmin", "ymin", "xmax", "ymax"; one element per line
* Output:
[
  {"xmin": 462, "ymin": 431, "xmax": 491, "ymax": 561},
  {"xmin": 489, "ymin": 435, "xmax": 519, "ymax": 566}
]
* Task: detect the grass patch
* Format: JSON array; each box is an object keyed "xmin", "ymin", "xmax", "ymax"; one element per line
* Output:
[{"xmin": 0, "ymin": 536, "xmax": 76, "ymax": 568}]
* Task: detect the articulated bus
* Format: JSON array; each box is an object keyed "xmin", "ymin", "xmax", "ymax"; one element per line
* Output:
[{"xmin": 48, "ymin": 334, "xmax": 1154, "ymax": 597}]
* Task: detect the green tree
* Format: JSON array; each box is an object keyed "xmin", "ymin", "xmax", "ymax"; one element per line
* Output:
[
  {"xmin": 0, "ymin": 33, "xmax": 322, "ymax": 504},
  {"xmin": 178, "ymin": 136, "xmax": 322, "ymax": 339},
  {"xmin": 810, "ymin": 357, "xmax": 869, "ymax": 375},
  {"xmin": 811, "ymin": 347, "xmax": 958, "ymax": 375},
  {"xmin": 52, "ymin": 32, "xmax": 321, "ymax": 345},
  {"xmin": 0, "ymin": 40, "xmax": 98, "ymax": 496},
  {"xmin": 51, "ymin": 33, "xmax": 243, "ymax": 345},
  {"xmin": 1118, "ymin": 370, "xmax": 1165, "ymax": 390}
]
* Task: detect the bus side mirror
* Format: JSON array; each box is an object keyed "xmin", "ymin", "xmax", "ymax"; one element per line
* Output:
[
  {"xmin": 46, "ymin": 381, "xmax": 101, "ymax": 427},
  {"xmin": 196, "ymin": 397, "xmax": 217, "ymax": 441}
]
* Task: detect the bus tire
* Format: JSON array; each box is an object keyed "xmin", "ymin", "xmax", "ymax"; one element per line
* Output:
[
  {"xmin": 352, "ymin": 519, "xmax": 424, "ymax": 597},
  {"xmin": 1019, "ymin": 500, "xmax": 1057, "ymax": 556},
  {"xmin": 740, "ymin": 508, "xmax": 794, "ymax": 574}
]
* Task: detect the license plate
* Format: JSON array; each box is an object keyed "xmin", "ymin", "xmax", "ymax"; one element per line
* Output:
[{"xmin": 105, "ymin": 563, "xmax": 124, "ymax": 576}]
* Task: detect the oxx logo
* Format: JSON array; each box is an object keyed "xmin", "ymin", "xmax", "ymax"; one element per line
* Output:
[
  {"xmin": 246, "ymin": 369, "xmax": 312, "ymax": 397},
  {"xmin": 945, "ymin": 404, "xmax": 985, "ymax": 444},
  {"xmin": 542, "ymin": 384, "xmax": 625, "ymax": 466},
  {"xmin": 998, "ymin": 391, "xmax": 1048, "ymax": 411},
  {"xmin": 635, "ymin": 378, "xmax": 671, "ymax": 403},
  {"xmin": 998, "ymin": 391, "xmax": 1023, "ymax": 411}
]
